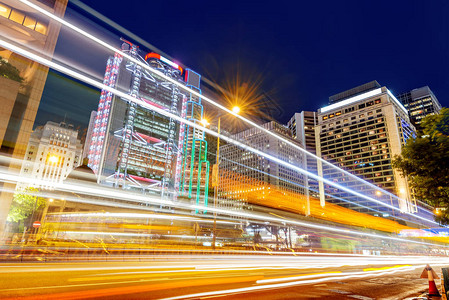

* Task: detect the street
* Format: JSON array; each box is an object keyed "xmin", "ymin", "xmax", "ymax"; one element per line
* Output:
[{"xmin": 0, "ymin": 254, "xmax": 446, "ymax": 299}]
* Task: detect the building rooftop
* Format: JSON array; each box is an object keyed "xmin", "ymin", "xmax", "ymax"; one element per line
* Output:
[{"xmin": 329, "ymin": 81, "xmax": 381, "ymax": 104}]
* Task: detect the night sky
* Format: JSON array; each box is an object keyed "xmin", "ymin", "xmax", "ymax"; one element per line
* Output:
[{"xmin": 37, "ymin": 0, "xmax": 449, "ymax": 129}]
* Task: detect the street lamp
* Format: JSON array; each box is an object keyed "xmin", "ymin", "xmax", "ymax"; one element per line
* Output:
[{"xmin": 211, "ymin": 105, "xmax": 241, "ymax": 250}]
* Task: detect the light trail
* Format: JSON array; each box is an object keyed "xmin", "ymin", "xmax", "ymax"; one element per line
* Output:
[
  {"xmin": 52, "ymin": 212, "xmax": 238, "ymax": 225},
  {"xmin": 1, "ymin": 259, "xmax": 447, "ymax": 299},
  {"xmin": 16, "ymin": 0, "xmax": 436, "ymax": 222},
  {"xmin": 0, "ymin": 163, "xmax": 445, "ymax": 248},
  {"xmin": 0, "ymin": 37, "xmax": 438, "ymax": 231},
  {"xmin": 159, "ymin": 264, "xmax": 433, "ymax": 300},
  {"xmin": 2, "ymin": 256, "xmax": 448, "ymax": 274}
]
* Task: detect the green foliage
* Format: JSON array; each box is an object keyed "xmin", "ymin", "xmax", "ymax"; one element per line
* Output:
[
  {"xmin": 0, "ymin": 56, "xmax": 24, "ymax": 83},
  {"xmin": 7, "ymin": 187, "xmax": 45, "ymax": 223},
  {"xmin": 392, "ymin": 108, "xmax": 449, "ymax": 223}
]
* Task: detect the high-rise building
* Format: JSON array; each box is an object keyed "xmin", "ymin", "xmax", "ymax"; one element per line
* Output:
[
  {"xmin": 219, "ymin": 121, "xmax": 305, "ymax": 212},
  {"xmin": 315, "ymin": 82, "xmax": 416, "ymax": 214},
  {"xmin": 397, "ymin": 86, "xmax": 442, "ymax": 127},
  {"xmin": 18, "ymin": 121, "xmax": 83, "ymax": 188},
  {"xmin": 288, "ymin": 111, "xmax": 319, "ymax": 214},
  {"xmin": 0, "ymin": 0, "xmax": 68, "ymax": 235},
  {"xmin": 87, "ymin": 42, "xmax": 210, "ymax": 207}
]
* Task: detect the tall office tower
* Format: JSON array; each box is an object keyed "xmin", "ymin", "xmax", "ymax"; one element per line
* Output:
[
  {"xmin": 82, "ymin": 111, "xmax": 96, "ymax": 159},
  {"xmin": 88, "ymin": 42, "xmax": 209, "ymax": 206},
  {"xmin": 288, "ymin": 111, "xmax": 319, "ymax": 215},
  {"xmin": 397, "ymin": 86, "xmax": 442, "ymax": 127},
  {"xmin": 219, "ymin": 121, "xmax": 305, "ymax": 212},
  {"xmin": 315, "ymin": 82, "xmax": 416, "ymax": 214},
  {"xmin": 18, "ymin": 121, "xmax": 82, "ymax": 189},
  {"xmin": 0, "ymin": 0, "xmax": 67, "ymax": 235}
]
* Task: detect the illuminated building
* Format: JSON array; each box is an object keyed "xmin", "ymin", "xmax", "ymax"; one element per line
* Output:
[
  {"xmin": 219, "ymin": 121, "xmax": 305, "ymax": 211},
  {"xmin": 18, "ymin": 121, "xmax": 82, "ymax": 188},
  {"xmin": 288, "ymin": 111, "xmax": 319, "ymax": 204},
  {"xmin": 397, "ymin": 86, "xmax": 442, "ymax": 127},
  {"xmin": 0, "ymin": 0, "xmax": 67, "ymax": 235},
  {"xmin": 315, "ymin": 81, "xmax": 416, "ymax": 214},
  {"xmin": 88, "ymin": 42, "xmax": 209, "ymax": 206}
]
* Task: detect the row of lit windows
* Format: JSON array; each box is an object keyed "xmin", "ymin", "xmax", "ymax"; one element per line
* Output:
[
  {"xmin": 0, "ymin": 3, "xmax": 48, "ymax": 35},
  {"xmin": 322, "ymin": 111, "xmax": 383, "ymax": 130}
]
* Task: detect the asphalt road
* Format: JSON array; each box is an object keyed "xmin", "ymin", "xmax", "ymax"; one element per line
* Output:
[{"xmin": 0, "ymin": 254, "xmax": 447, "ymax": 299}]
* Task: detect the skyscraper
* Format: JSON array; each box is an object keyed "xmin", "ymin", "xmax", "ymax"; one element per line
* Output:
[
  {"xmin": 0, "ymin": 0, "xmax": 67, "ymax": 235},
  {"xmin": 18, "ymin": 121, "xmax": 83, "ymax": 189},
  {"xmin": 288, "ymin": 111, "xmax": 319, "ymax": 214},
  {"xmin": 397, "ymin": 86, "xmax": 442, "ymax": 127},
  {"xmin": 315, "ymin": 82, "xmax": 416, "ymax": 214},
  {"xmin": 88, "ymin": 42, "xmax": 210, "ymax": 206},
  {"xmin": 219, "ymin": 121, "xmax": 305, "ymax": 212}
]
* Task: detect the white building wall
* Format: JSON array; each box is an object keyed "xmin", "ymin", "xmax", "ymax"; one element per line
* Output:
[{"xmin": 18, "ymin": 121, "xmax": 83, "ymax": 189}]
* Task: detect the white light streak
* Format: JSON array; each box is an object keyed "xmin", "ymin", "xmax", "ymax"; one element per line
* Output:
[
  {"xmin": 320, "ymin": 88, "xmax": 383, "ymax": 113},
  {"xmin": 387, "ymin": 89, "xmax": 409, "ymax": 114},
  {"xmin": 16, "ymin": 0, "xmax": 429, "ymax": 223},
  {"xmin": 0, "ymin": 165, "xmax": 444, "ymax": 248},
  {"xmin": 159, "ymin": 265, "xmax": 426, "ymax": 300}
]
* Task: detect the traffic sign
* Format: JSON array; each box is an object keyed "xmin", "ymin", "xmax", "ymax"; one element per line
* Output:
[{"xmin": 32, "ymin": 221, "xmax": 41, "ymax": 228}]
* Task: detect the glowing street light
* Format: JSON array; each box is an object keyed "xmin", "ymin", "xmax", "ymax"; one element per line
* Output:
[
  {"xmin": 200, "ymin": 119, "xmax": 209, "ymax": 127},
  {"xmin": 232, "ymin": 106, "xmax": 241, "ymax": 114}
]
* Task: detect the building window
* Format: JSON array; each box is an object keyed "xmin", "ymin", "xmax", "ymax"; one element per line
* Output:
[
  {"xmin": 23, "ymin": 16, "xmax": 36, "ymax": 30},
  {"xmin": 9, "ymin": 10, "xmax": 24, "ymax": 24},
  {"xmin": 0, "ymin": 4, "xmax": 11, "ymax": 18}
]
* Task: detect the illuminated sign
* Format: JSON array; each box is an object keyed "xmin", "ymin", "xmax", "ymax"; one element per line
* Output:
[{"xmin": 144, "ymin": 52, "xmax": 183, "ymax": 74}]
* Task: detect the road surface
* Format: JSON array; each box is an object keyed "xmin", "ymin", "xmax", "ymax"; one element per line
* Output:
[{"xmin": 0, "ymin": 254, "xmax": 446, "ymax": 299}]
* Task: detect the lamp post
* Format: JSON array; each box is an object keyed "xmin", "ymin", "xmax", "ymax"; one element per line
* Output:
[{"xmin": 206, "ymin": 106, "xmax": 240, "ymax": 250}]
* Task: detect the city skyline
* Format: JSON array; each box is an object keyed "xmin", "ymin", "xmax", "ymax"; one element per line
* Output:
[{"xmin": 1, "ymin": 2, "xmax": 449, "ymax": 297}]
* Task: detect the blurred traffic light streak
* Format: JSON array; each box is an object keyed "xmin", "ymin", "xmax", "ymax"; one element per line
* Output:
[{"xmin": 14, "ymin": 0, "xmax": 436, "ymax": 224}]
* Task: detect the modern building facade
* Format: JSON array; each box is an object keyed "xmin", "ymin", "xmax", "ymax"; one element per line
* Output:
[
  {"xmin": 288, "ymin": 111, "xmax": 319, "ymax": 205},
  {"xmin": 315, "ymin": 81, "xmax": 416, "ymax": 214},
  {"xmin": 219, "ymin": 121, "xmax": 305, "ymax": 212},
  {"xmin": 0, "ymin": 0, "xmax": 67, "ymax": 235},
  {"xmin": 18, "ymin": 121, "xmax": 83, "ymax": 189},
  {"xmin": 397, "ymin": 86, "xmax": 442, "ymax": 127},
  {"xmin": 87, "ymin": 42, "xmax": 210, "ymax": 207}
]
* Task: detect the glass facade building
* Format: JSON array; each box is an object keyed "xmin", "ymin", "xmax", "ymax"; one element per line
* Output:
[
  {"xmin": 397, "ymin": 86, "xmax": 442, "ymax": 128},
  {"xmin": 219, "ymin": 121, "xmax": 305, "ymax": 212}
]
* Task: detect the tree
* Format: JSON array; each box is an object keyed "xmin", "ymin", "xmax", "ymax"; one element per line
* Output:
[
  {"xmin": 392, "ymin": 108, "xmax": 449, "ymax": 223},
  {"xmin": 7, "ymin": 187, "xmax": 45, "ymax": 224},
  {"xmin": 0, "ymin": 56, "xmax": 24, "ymax": 83}
]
